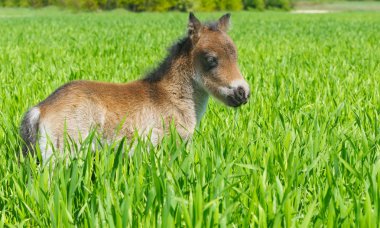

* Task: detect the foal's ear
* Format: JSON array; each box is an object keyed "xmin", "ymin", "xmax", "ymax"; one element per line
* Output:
[
  {"xmin": 188, "ymin": 12, "xmax": 201, "ymax": 41},
  {"xmin": 217, "ymin": 13, "xmax": 231, "ymax": 32}
]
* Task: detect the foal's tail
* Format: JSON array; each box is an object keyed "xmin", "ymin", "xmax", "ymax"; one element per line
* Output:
[{"xmin": 20, "ymin": 107, "xmax": 40, "ymax": 156}]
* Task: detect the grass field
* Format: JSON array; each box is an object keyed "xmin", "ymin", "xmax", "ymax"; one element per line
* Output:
[
  {"xmin": 294, "ymin": 1, "xmax": 380, "ymax": 12},
  {"xmin": 1, "ymin": 8, "xmax": 380, "ymax": 226}
]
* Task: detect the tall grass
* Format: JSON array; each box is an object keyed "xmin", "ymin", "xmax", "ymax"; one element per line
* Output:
[{"xmin": 0, "ymin": 8, "xmax": 380, "ymax": 226}]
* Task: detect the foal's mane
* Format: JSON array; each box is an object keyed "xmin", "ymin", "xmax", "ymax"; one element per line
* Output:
[
  {"xmin": 143, "ymin": 36, "xmax": 192, "ymax": 83},
  {"xmin": 143, "ymin": 23, "xmax": 220, "ymax": 83}
]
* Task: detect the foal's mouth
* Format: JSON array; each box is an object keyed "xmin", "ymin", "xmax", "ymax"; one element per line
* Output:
[{"xmin": 226, "ymin": 93, "xmax": 249, "ymax": 107}]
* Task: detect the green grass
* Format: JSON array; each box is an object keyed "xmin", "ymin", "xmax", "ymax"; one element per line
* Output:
[{"xmin": 1, "ymin": 8, "xmax": 380, "ymax": 226}]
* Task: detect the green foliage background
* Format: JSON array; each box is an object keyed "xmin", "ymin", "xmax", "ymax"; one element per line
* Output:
[{"xmin": 0, "ymin": 0, "xmax": 292, "ymax": 11}]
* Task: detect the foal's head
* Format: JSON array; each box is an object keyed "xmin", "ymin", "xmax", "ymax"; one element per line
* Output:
[{"xmin": 189, "ymin": 13, "xmax": 250, "ymax": 107}]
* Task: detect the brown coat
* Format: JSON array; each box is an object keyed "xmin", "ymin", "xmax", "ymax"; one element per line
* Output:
[{"xmin": 20, "ymin": 13, "xmax": 250, "ymax": 161}]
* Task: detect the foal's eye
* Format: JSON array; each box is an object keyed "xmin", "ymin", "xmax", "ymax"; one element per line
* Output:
[{"xmin": 204, "ymin": 56, "xmax": 218, "ymax": 70}]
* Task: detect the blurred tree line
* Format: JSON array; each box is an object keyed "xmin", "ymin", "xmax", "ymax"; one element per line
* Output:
[{"xmin": 0, "ymin": 0, "xmax": 293, "ymax": 11}]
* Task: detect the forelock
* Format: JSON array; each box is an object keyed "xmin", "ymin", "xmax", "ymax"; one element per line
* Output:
[{"xmin": 204, "ymin": 22, "xmax": 219, "ymax": 31}]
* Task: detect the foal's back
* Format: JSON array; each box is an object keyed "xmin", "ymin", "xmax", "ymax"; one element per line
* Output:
[{"xmin": 26, "ymin": 80, "xmax": 164, "ymax": 159}]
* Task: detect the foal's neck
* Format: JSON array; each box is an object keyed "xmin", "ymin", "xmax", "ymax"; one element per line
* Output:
[
  {"xmin": 191, "ymin": 80, "xmax": 209, "ymax": 124},
  {"xmin": 159, "ymin": 55, "xmax": 209, "ymax": 124}
]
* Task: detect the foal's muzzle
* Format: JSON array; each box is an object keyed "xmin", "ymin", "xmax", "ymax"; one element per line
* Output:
[{"xmin": 227, "ymin": 86, "xmax": 250, "ymax": 107}]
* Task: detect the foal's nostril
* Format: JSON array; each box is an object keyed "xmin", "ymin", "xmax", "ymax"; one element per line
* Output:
[{"xmin": 237, "ymin": 86, "xmax": 245, "ymax": 99}]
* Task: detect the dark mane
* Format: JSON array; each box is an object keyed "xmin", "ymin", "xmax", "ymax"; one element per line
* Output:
[
  {"xmin": 143, "ymin": 36, "xmax": 193, "ymax": 83},
  {"xmin": 143, "ymin": 21, "xmax": 221, "ymax": 83}
]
